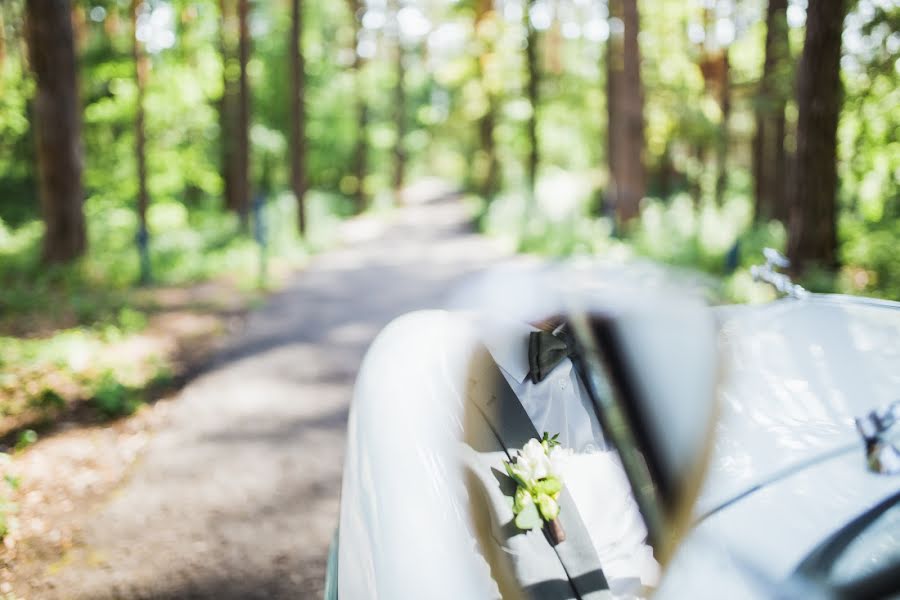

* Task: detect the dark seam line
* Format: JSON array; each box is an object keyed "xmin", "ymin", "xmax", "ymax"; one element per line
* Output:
[{"xmin": 694, "ymin": 442, "xmax": 859, "ymax": 524}]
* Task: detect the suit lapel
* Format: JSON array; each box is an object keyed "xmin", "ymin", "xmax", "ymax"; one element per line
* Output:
[{"xmin": 468, "ymin": 347, "xmax": 611, "ymax": 600}]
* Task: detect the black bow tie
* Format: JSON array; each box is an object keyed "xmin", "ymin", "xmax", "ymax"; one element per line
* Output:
[{"xmin": 527, "ymin": 325, "xmax": 577, "ymax": 383}]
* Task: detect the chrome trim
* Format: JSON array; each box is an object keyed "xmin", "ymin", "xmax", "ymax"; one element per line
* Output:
[
  {"xmin": 324, "ymin": 527, "xmax": 339, "ymax": 600},
  {"xmin": 856, "ymin": 401, "xmax": 900, "ymax": 476},
  {"xmin": 798, "ymin": 293, "xmax": 900, "ymax": 311},
  {"xmin": 750, "ymin": 248, "xmax": 808, "ymax": 299},
  {"xmin": 694, "ymin": 443, "xmax": 860, "ymax": 523}
]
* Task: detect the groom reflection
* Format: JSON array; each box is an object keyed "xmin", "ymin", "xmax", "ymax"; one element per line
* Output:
[{"xmin": 464, "ymin": 315, "xmax": 659, "ymax": 600}]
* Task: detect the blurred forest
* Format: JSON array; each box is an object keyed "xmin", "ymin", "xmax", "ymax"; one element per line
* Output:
[{"xmin": 0, "ymin": 1, "xmax": 898, "ymax": 439}]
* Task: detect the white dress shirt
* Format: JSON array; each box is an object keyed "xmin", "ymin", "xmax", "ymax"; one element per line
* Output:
[{"xmin": 480, "ymin": 317, "xmax": 661, "ymax": 597}]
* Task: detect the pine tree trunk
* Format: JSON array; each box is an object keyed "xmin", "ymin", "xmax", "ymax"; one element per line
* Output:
[
  {"xmin": 477, "ymin": 102, "xmax": 499, "ymax": 197},
  {"xmin": 132, "ymin": 0, "xmax": 151, "ymax": 283},
  {"xmin": 348, "ymin": 0, "xmax": 368, "ymax": 214},
  {"xmin": 714, "ymin": 50, "xmax": 731, "ymax": 206},
  {"xmin": 753, "ymin": 0, "xmax": 789, "ymax": 223},
  {"xmin": 390, "ymin": 0, "xmax": 406, "ymax": 205},
  {"xmin": 524, "ymin": 0, "xmax": 539, "ymax": 198},
  {"xmin": 219, "ymin": 0, "xmax": 239, "ymax": 215},
  {"xmin": 1, "ymin": 10, "xmax": 8, "ymax": 72},
  {"xmin": 71, "ymin": 4, "xmax": 86, "ymax": 49},
  {"xmin": 606, "ymin": 0, "xmax": 645, "ymax": 225},
  {"xmin": 25, "ymin": 0, "xmax": 87, "ymax": 263},
  {"xmin": 289, "ymin": 0, "xmax": 307, "ymax": 234},
  {"xmin": 235, "ymin": 0, "xmax": 250, "ymax": 227},
  {"xmin": 546, "ymin": 19, "xmax": 562, "ymax": 75},
  {"xmin": 787, "ymin": 0, "xmax": 847, "ymax": 275},
  {"xmin": 474, "ymin": 0, "xmax": 499, "ymax": 199},
  {"xmin": 605, "ymin": 13, "xmax": 618, "ymax": 219},
  {"xmin": 219, "ymin": 0, "xmax": 250, "ymax": 227}
]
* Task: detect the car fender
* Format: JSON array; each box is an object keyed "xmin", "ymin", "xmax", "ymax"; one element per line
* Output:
[{"xmin": 337, "ymin": 310, "xmax": 498, "ymax": 599}]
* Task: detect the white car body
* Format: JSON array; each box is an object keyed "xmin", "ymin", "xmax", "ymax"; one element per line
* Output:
[
  {"xmin": 331, "ymin": 291, "xmax": 900, "ymax": 599},
  {"xmin": 659, "ymin": 296, "xmax": 900, "ymax": 598}
]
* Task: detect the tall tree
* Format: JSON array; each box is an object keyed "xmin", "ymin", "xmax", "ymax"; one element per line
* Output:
[
  {"xmin": 219, "ymin": 0, "xmax": 250, "ymax": 227},
  {"xmin": 752, "ymin": 0, "xmax": 790, "ymax": 222},
  {"xmin": 524, "ymin": 0, "xmax": 539, "ymax": 197},
  {"xmin": 289, "ymin": 0, "xmax": 307, "ymax": 234},
  {"xmin": 712, "ymin": 48, "xmax": 730, "ymax": 206},
  {"xmin": 0, "ymin": 9, "xmax": 6, "ymax": 72},
  {"xmin": 132, "ymin": 0, "xmax": 151, "ymax": 283},
  {"xmin": 71, "ymin": 4, "xmax": 87, "ymax": 49},
  {"xmin": 219, "ymin": 0, "xmax": 238, "ymax": 215},
  {"xmin": 697, "ymin": 5, "xmax": 732, "ymax": 207},
  {"xmin": 236, "ymin": 0, "xmax": 250, "ymax": 226},
  {"xmin": 787, "ymin": 0, "xmax": 848, "ymax": 274},
  {"xmin": 348, "ymin": 0, "xmax": 368, "ymax": 213},
  {"xmin": 390, "ymin": 0, "xmax": 406, "ymax": 205},
  {"xmin": 24, "ymin": 0, "xmax": 87, "ymax": 263},
  {"xmin": 606, "ymin": 0, "xmax": 646, "ymax": 225},
  {"xmin": 474, "ymin": 0, "xmax": 499, "ymax": 199}
]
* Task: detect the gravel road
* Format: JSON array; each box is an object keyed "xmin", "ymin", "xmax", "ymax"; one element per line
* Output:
[{"xmin": 33, "ymin": 191, "xmax": 508, "ymax": 599}]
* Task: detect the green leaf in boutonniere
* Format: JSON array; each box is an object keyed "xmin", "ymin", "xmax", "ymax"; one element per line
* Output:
[
  {"xmin": 504, "ymin": 460, "xmax": 530, "ymax": 489},
  {"xmin": 536, "ymin": 493, "xmax": 560, "ymax": 521},
  {"xmin": 514, "ymin": 500, "xmax": 543, "ymax": 530},
  {"xmin": 514, "ymin": 486, "xmax": 532, "ymax": 513},
  {"xmin": 541, "ymin": 431, "xmax": 561, "ymax": 453},
  {"xmin": 532, "ymin": 475, "xmax": 562, "ymax": 498}
]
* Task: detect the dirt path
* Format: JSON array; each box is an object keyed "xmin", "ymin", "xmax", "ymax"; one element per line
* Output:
[{"xmin": 15, "ymin": 190, "xmax": 509, "ymax": 599}]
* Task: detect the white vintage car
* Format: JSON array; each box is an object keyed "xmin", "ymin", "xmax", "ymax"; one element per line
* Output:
[{"xmin": 325, "ymin": 256, "xmax": 900, "ymax": 600}]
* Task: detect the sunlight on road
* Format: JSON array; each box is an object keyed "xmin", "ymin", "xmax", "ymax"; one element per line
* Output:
[{"xmin": 16, "ymin": 192, "xmax": 509, "ymax": 599}]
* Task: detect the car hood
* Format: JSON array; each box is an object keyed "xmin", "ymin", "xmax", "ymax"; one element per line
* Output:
[
  {"xmin": 659, "ymin": 448, "xmax": 900, "ymax": 599},
  {"xmin": 696, "ymin": 295, "xmax": 900, "ymax": 515}
]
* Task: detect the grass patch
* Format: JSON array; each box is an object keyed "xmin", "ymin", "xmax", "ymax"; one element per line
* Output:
[
  {"xmin": 480, "ymin": 172, "xmax": 897, "ymax": 303},
  {"xmin": 0, "ymin": 453, "xmax": 18, "ymax": 540},
  {"xmin": 0, "ymin": 189, "xmax": 352, "ymax": 433}
]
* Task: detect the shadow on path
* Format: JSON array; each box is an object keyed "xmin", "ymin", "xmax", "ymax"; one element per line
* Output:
[{"xmin": 22, "ymin": 188, "xmax": 510, "ymax": 600}]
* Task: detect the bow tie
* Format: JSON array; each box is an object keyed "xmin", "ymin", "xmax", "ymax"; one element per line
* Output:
[{"xmin": 527, "ymin": 325, "xmax": 577, "ymax": 383}]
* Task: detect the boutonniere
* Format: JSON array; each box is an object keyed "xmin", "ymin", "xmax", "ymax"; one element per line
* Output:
[{"xmin": 503, "ymin": 432, "xmax": 573, "ymax": 545}]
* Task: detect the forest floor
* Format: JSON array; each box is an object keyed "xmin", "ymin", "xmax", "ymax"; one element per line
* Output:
[{"xmin": 1, "ymin": 182, "xmax": 511, "ymax": 599}]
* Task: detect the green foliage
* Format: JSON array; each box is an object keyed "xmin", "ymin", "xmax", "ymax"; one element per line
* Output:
[
  {"xmin": 13, "ymin": 430, "xmax": 37, "ymax": 453},
  {"xmin": 835, "ymin": 3, "xmax": 900, "ymax": 300},
  {"xmin": 91, "ymin": 371, "xmax": 140, "ymax": 417},
  {"xmin": 482, "ymin": 173, "xmax": 791, "ymax": 303},
  {"xmin": 0, "ymin": 497, "xmax": 13, "ymax": 540},
  {"xmin": 470, "ymin": 1, "xmax": 896, "ymax": 302},
  {"xmin": 0, "ymin": 184, "xmax": 346, "ymax": 427},
  {"xmin": 532, "ymin": 476, "xmax": 562, "ymax": 498},
  {"xmin": 147, "ymin": 361, "xmax": 175, "ymax": 389},
  {"xmin": 514, "ymin": 498, "xmax": 542, "ymax": 530},
  {"xmin": 0, "ymin": 0, "xmax": 896, "ymax": 337},
  {"xmin": 504, "ymin": 459, "xmax": 530, "ymax": 489},
  {"xmin": 540, "ymin": 431, "xmax": 560, "ymax": 452},
  {"xmin": 28, "ymin": 388, "xmax": 66, "ymax": 411},
  {"xmin": 0, "ymin": 452, "xmax": 18, "ymax": 540},
  {"xmin": 117, "ymin": 307, "xmax": 148, "ymax": 334},
  {"xmin": 0, "ymin": 190, "xmax": 321, "ymax": 329},
  {"xmin": 536, "ymin": 492, "xmax": 560, "ymax": 522},
  {"xmin": 3, "ymin": 474, "xmax": 20, "ymax": 492},
  {"xmin": 513, "ymin": 486, "xmax": 532, "ymax": 514}
]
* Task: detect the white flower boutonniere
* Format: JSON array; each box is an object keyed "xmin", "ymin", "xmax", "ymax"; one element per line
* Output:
[{"xmin": 503, "ymin": 432, "xmax": 573, "ymax": 545}]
